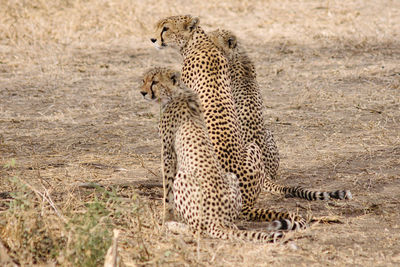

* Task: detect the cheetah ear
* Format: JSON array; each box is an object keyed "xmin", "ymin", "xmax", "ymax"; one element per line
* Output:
[
  {"xmin": 187, "ymin": 17, "xmax": 200, "ymax": 32},
  {"xmin": 227, "ymin": 35, "xmax": 237, "ymax": 49},
  {"xmin": 170, "ymin": 71, "xmax": 181, "ymax": 85}
]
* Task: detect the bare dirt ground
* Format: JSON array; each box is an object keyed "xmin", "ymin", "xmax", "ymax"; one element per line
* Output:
[{"xmin": 1, "ymin": 0, "xmax": 400, "ymax": 266}]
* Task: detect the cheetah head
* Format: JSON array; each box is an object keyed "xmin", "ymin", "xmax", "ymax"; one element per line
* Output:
[
  {"xmin": 208, "ymin": 29, "xmax": 237, "ymax": 59},
  {"xmin": 150, "ymin": 15, "xmax": 200, "ymax": 50},
  {"xmin": 140, "ymin": 67, "xmax": 182, "ymax": 104}
]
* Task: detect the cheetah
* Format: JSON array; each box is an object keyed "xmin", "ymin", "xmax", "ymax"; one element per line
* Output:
[
  {"xmin": 208, "ymin": 29, "xmax": 280, "ymax": 180},
  {"xmin": 139, "ymin": 67, "xmax": 283, "ymax": 242},
  {"xmin": 208, "ymin": 29, "xmax": 352, "ymax": 201},
  {"xmin": 150, "ymin": 15, "xmax": 306, "ymax": 230}
]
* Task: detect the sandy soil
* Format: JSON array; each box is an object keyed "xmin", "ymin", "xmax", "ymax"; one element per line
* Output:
[{"xmin": 1, "ymin": 0, "xmax": 399, "ymax": 266}]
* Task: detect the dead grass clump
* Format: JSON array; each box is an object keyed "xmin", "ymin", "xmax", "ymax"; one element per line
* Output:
[
  {"xmin": 0, "ymin": 176, "xmax": 153, "ymax": 266},
  {"xmin": 0, "ymin": 177, "xmax": 65, "ymax": 265}
]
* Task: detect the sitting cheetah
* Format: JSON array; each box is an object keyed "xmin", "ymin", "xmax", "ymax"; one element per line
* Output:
[
  {"xmin": 208, "ymin": 29, "xmax": 280, "ymax": 180},
  {"xmin": 139, "ymin": 67, "xmax": 283, "ymax": 242},
  {"xmin": 208, "ymin": 29, "xmax": 352, "ymax": 201},
  {"xmin": 150, "ymin": 15, "xmax": 306, "ymax": 230}
]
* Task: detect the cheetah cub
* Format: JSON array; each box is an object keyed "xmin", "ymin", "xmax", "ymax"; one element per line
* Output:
[
  {"xmin": 208, "ymin": 29, "xmax": 352, "ymax": 201},
  {"xmin": 139, "ymin": 67, "xmax": 282, "ymax": 242}
]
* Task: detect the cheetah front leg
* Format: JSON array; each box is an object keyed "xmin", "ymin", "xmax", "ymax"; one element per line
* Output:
[
  {"xmin": 161, "ymin": 138, "xmax": 178, "ymax": 220},
  {"xmin": 239, "ymin": 142, "xmax": 308, "ymax": 230}
]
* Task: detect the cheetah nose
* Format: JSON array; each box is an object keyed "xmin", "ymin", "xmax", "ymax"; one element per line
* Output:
[
  {"xmin": 140, "ymin": 91, "xmax": 148, "ymax": 97},
  {"xmin": 150, "ymin": 38, "xmax": 157, "ymax": 43}
]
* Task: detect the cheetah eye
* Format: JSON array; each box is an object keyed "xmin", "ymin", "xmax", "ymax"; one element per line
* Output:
[
  {"xmin": 171, "ymin": 75, "xmax": 177, "ymax": 85},
  {"xmin": 162, "ymin": 26, "xmax": 169, "ymax": 32},
  {"xmin": 150, "ymin": 81, "xmax": 158, "ymax": 99}
]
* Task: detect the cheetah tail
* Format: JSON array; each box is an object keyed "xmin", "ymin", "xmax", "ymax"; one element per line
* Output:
[
  {"xmin": 264, "ymin": 180, "xmax": 352, "ymax": 201},
  {"xmin": 241, "ymin": 206, "xmax": 308, "ymax": 231},
  {"xmin": 208, "ymin": 226, "xmax": 283, "ymax": 243}
]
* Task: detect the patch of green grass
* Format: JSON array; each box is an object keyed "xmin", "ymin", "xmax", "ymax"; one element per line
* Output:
[
  {"xmin": 0, "ymin": 175, "xmax": 144, "ymax": 266},
  {"xmin": 65, "ymin": 196, "xmax": 113, "ymax": 267},
  {"xmin": 64, "ymin": 186, "xmax": 128, "ymax": 267},
  {"xmin": 3, "ymin": 158, "xmax": 16, "ymax": 169},
  {"xmin": 0, "ymin": 176, "xmax": 65, "ymax": 265}
]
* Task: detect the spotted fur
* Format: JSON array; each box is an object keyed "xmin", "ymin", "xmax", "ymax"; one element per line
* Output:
[
  {"xmin": 208, "ymin": 29, "xmax": 280, "ymax": 180},
  {"xmin": 139, "ymin": 67, "xmax": 283, "ymax": 242},
  {"xmin": 208, "ymin": 29, "xmax": 352, "ymax": 201},
  {"xmin": 150, "ymin": 15, "xmax": 307, "ymax": 231}
]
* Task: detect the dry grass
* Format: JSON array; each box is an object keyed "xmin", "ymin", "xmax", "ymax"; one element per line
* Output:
[{"xmin": 1, "ymin": 0, "xmax": 400, "ymax": 266}]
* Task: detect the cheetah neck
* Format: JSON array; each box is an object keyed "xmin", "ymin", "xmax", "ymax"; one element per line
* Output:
[
  {"xmin": 161, "ymin": 90, "xmax": 204, "ymax": 131},
  {"xmin": 229, "ymin": 49, "xmax": 259, "ymax": 97},
  {"xmin": 228, "ymin": 48, "xmax": 264, "ymax": 125},
  {"xmin": 180, "ymin": 27, "xmax": 234, "ymax": 99},
  {"xmin": 160, "ymin": 83, "xmax": 189, "ymax": 110},
  {"xmin": 180, "ymin": 27, "xmax": 210, "ymax": 57}
]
